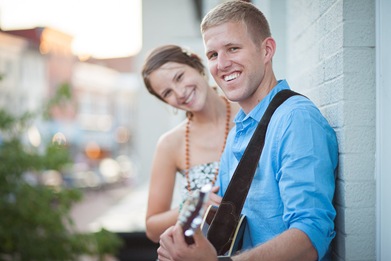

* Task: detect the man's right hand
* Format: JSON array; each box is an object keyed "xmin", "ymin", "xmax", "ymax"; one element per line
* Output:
[{"xmin": 158, "ymin": 224, "xmax": 218, "ymax": 261}]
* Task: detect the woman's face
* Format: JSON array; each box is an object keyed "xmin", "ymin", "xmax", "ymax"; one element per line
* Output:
[{"xmin": 149, "ymin": 62, "xmax": 209, "ymax": 112}]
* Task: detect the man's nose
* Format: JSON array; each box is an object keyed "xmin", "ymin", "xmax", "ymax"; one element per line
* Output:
[{"xmin": 217, "ymin": 53, "xmax": 232, "ymax": 70}]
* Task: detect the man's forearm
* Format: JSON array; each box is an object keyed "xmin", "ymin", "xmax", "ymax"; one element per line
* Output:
[{"xmin": 231, "ymin": 228, "xmax": 317, "ymax": 261}]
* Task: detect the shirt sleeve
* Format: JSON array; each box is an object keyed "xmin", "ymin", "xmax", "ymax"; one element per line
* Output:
[{"xmin": 276, "ymin": 104, "xmax": 338, "ymax": 260}]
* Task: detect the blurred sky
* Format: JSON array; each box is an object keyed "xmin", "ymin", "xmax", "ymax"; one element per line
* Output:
[{"xmin": 0, "ymin": 0, "xmax": 142, "ymax": 58}]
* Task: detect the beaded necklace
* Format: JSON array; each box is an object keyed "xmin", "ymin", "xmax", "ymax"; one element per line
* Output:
[{"xmin": 184, "ymin": 97, "xmax": 231, "ymax": 192}]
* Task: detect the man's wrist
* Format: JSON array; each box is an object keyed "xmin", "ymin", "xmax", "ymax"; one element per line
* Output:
[{"xmin": 217, "ymin": 256, "xmax": 233, "ymax": 261}]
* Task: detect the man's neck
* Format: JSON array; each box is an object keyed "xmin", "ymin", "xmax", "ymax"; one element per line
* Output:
[{"xmin": 240, "ymin": 72, "xmax": 277, "ymax": 114}]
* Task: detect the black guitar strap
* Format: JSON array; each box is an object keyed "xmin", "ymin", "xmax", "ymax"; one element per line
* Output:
[{"xmin": 207, "ymin": 89, "xmax": 301, "ymax": 255}]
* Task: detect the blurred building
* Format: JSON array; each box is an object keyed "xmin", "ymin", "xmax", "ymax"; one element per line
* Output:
[
  {"xmin": 0, "ymin": 27, "xmax": 139, "ymax": 188},
  {"xmin": 0, "ymin": 29, "xmax": 46, "ymax": 115}
]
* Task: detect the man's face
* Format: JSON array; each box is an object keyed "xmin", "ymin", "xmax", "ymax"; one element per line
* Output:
[{"xmin": 203, "ymin": 21, "xmax": 266, "ymax": 113}]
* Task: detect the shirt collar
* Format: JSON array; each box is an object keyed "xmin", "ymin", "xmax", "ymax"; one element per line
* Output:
[{"xmin": 234, "ymin": 79, "xmax": 290, "ymax": 125}]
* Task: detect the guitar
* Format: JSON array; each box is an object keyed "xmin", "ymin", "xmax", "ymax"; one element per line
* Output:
[
  {"xmin": 177, "ymin": 183, "xmax": 247, "ymax": 256},
  {"xmin": 202, "ymin": 205, "xmax": 246, "ymax": 256},
  {"xmin": 177, "ymin": 183, "xmax": 212, "ymax": 244}
]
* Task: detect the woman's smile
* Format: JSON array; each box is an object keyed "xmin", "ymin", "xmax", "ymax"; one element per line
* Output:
[{"xmin": 184, "ymin": 89, "xmax": 195, "ymax": 105}]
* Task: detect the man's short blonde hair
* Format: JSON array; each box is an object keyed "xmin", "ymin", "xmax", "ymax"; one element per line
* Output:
[{"xmin": 201, "ymin": 0, "xmax": 271, "ymax": 44}]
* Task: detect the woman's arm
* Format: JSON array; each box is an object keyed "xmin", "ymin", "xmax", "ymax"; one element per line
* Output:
[{"xmin": 145, "ymin": 131, "xmax": 182, "ymax": 242}]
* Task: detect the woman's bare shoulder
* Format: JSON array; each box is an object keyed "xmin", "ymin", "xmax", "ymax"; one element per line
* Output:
[{"xmin": 156, "ymin": 120, "xmax": 187, "ymax": 150}]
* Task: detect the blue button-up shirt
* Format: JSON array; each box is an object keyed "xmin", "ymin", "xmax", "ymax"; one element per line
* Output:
[{"xmin": 217, "ymin": 80, "xmax": 338, "ymax": 260}]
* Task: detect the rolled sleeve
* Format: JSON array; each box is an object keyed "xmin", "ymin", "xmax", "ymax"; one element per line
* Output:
[{"xmin": 277, "ymin": 105, "xmax": 338, "ymax": 259}]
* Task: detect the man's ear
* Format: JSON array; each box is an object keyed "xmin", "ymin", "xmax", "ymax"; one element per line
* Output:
[{"xmin": 263, "ymin": 37, "xmax": 276, "ymax": 63}]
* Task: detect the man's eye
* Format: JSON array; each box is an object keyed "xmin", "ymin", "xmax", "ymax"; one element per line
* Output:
[
  {"xmin": 208, "ymin": 53, "xmax": 217, "ymax": 60},
  {"xmin": 230, "ymin": 47, "xmax": 238, "ymax": 51}
]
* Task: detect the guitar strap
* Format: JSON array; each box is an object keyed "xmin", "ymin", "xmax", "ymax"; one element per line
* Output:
[{"xmin": 207, "ymin": 89, "xmax": 301, "ymax": 255}]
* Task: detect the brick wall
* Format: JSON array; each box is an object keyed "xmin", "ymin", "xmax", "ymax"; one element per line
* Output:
[{"xmin": 283, "ymin": 0, "xmax": 376, "ymax": 260}]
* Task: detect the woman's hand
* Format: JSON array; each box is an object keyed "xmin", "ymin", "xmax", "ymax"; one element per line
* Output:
[{"xmin": 207, "ymin": 186, "xmax": 222, "ymax": 207}]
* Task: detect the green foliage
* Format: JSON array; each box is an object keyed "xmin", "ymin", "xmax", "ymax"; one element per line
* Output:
[
  {"xmin": 42, "ymin": 83, "xmax": 73, "ymax": 120},
  {"xmin": 93, "ymin": 229, "xmax": 124, "ymax": 259},
  {"xmin": 0, "ymin": 92, "xmax": 122, "ymax": 260}
]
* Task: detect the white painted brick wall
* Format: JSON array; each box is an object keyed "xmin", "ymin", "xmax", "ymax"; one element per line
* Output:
[{"xmin": 283, "ymin": 0, "xmax": 376, "ymax": 260}]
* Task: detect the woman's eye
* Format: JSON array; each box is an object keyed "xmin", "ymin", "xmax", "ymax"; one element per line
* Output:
[
  {"xmin": 177, "ymin": 73, "xmax": 183, "ymax": 81},
  {"xmin": 162, "ymin": 90, "xmax": 172, "ymax": 98}
]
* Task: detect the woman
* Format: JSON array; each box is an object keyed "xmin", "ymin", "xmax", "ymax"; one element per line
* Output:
[{"xmin": 142, "ymin": 45, "xmax": 238, "ymax": 242}]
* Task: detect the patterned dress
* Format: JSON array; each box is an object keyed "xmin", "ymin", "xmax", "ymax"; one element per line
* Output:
[{"xmin": 178, "ymin": 161, "xmax": 219, "ymax": 200}]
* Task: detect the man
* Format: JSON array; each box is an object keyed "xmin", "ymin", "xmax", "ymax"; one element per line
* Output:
[{"xmin": 158, "ymin": 1, "xmax": 338, "ymax": 260}]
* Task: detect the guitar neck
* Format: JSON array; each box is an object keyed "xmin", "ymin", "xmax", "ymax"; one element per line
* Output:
[{"xmin": 178, "ymin": 183, "xmax": 212, "ymax": 245}]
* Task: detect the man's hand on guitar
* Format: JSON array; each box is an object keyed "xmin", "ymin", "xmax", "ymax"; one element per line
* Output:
[{"xmin": 158, "ymin": 224, "xmax": 218, "ymax": 261}]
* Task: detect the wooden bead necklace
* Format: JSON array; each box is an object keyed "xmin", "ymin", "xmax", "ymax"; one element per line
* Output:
[{"xmin": 184, "ymin": 97, "xmax": 231, "ymax": 192}]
